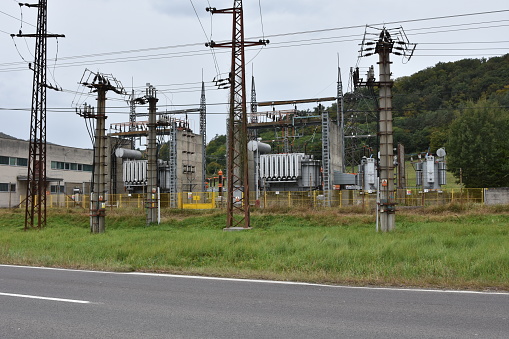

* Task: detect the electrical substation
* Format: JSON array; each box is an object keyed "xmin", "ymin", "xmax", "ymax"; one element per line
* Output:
[{"xmin": 6, "ymin": 0, "xmax": 455, "ymax": 234}]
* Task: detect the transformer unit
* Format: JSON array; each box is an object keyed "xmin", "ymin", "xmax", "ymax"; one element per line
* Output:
[
  {"xmin": 122, "ymin": 159, "xmax": 176, "ymax": 192},
  {"xmin": 358, "ymin": 157, "xmax": 378, "ymax": 192},
  {"xmin": 123, "ymin": 159, "xmax": 148, "ymax": 186},
  {"xmin": 415, "ymin": 155, "xmax": 446, "ymax": 190},
  {"xmin": 259, "ymin": 153, "xmax": 321, "ymax": 191}
]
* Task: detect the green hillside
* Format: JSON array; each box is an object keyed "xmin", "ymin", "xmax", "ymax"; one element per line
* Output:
[{"xmin": 206, "ymin": 54, "xmax": 509, "ymax": 187}]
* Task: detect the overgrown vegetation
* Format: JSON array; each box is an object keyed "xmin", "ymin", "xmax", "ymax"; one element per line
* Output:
[{"xmin": 1, "ymin": 206, "xmax": 508, "ymax": 291}]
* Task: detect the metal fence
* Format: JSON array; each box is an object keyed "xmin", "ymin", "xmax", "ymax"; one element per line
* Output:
[{"xmin": 20, "ymin": 188, "xmax": 485, "ymax": 210}]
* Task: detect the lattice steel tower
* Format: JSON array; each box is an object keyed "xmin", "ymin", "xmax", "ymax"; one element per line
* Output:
[
  {"xmin": 206, "ymin": 1, "xmax": 268, "ymax": 229},
  {"xmin": 13, "ymin": 1, "xmax": 64, "ymax": 229},
  {"xmin": 200, "ymin": 81, "xmax": 207, "ymax": 191}
]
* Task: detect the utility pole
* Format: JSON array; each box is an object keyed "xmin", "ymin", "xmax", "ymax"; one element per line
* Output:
[
  {"xmin": 359, "ymin": 26, "xmax": 416, "ymax": 232},
  {"xmin": 146, "ymin": 84, "xmax": 159, "ymax": 225},
  {"xmin": 12, "ymin": 1, "xmax": 64, "ymax": 230},
  {"xmin": 206, "ymin": 1, "xmax": 268, "ymax": 229},
  {"xmin": 377, "ymin": 31, "xmax": 396, "ymax": 232},
  {"xmin": 79, "ymin": 70, "xmax": 125, "ymax": 233}
]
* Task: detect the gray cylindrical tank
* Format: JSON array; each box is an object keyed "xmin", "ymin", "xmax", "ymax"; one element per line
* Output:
[
  {"xmin": 248, "ymin": 140, "xmax": 271, "ymax": 154},
  {"xmin": 438, "ymin": 162, "xmax": 447, "ymax": 186},
  {"xmin": 415, "ymin": 162, "xmax": 423, "ymax": 186},
  {"xmin": 301, "ymin": 161, "xmax": 320, "ymax": 187},
  {"xmin": 115, "ymin": 148, "xmax": 142, "ymax": 160}
]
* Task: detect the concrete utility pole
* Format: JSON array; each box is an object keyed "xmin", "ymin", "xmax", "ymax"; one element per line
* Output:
[
  {"xmin": 377, "ymin": 31, "xmax": 396, "ymax": 232},
  {"xmin": 146, "ymin": 84, "xmax": 159, "ymax": 225},
  {"xmin": 12, "ymin": 0, "xmax": 64, "ymax": 230},
  {"xmin": 206, "ymin": 1, "xmax": 268, "ymax": 229},
  {"xmin": 79, "ymin": 70, "xmax": 125, "ymax": 233},
  {"xmin": 359, "ymin": 26, "xmax": 416, "ymax": 232}
]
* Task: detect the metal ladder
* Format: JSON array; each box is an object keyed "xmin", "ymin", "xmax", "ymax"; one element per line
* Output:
[{"xmin": 321, "ymin": 109, "xmax": 331, "ymax": 207}]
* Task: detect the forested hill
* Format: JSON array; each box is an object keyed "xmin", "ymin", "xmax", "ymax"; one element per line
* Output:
[
  {"xmin": 205, "ymin": 54, "xmax": 509, "ymax": 187},
  {"xmin": 392, "ymin": 53, "xmax": 509, "ymax": 153}
]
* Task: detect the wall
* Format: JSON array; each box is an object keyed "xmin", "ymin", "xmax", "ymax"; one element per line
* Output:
[
  {"xmin": 176, "ymin": 129, "xmax": 204, "ymax": 192},
  {"xmin": 484, "ymin": 188, "xmax": 509, "ymax": 205}
]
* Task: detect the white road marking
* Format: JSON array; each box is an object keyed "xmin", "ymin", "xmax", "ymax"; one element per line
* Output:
[
  {"xmin": 0, "ymin": 292, "xmax": 91, "ymax": 304},
  {"xmin": 1, "ymin": 264, "xmax": 509, "ymax": 296}
]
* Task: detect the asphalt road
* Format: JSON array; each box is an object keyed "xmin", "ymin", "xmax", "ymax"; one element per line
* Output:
[{"xmin": 1, "ymin": 264, "xmax": 508, "ymax": 338}]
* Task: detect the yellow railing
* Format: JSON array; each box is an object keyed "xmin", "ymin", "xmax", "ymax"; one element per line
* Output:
[{"xmin": 19, "ymin": 188, "xmax": 486, "ymax": 210}]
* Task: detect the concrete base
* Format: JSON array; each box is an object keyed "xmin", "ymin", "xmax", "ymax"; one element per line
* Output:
[{"xmin": 223, "ymin": 227, "xmax": 253, "ymax": 232}]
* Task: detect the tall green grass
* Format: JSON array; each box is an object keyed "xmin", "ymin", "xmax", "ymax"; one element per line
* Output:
[{"xmin": 0, "ymin": 206, "xmax": 508, "ymax": 290}]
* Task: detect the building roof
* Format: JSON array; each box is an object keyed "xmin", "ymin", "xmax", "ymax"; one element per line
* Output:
[{"xmin": 0, "ymin": 132, "xmax": 24, "ymax": 141}]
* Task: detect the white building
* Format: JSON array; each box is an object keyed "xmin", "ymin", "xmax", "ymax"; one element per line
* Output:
[{"xmin": 0, "ymin": 132, "xmax": 94, "ymax": 208}]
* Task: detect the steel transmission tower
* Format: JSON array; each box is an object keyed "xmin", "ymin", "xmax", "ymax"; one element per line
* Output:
[
  {"xmin": 200, "ymin": 81, "xmax": 207, "ymax": 191},
  {"xmin": 249, "ymin": 74, "xmax": 258, "ymax": 141},
  {"xmin": 12, "ymin": 1, "xmax": 64, "ymax": 230},
  {"xmin": 359, "ymin": 26, "xmax": 416, "ymax": 232},
  {"xmin": 206, "ymin": 1, "xmax": 268, "ymax": 229},
  {"xmin": 129, "ymin": 89, "xmax": 137, "ymax": 149}
]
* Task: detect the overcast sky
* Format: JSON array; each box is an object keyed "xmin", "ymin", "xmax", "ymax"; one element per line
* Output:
[{"xmin": 0, "ymin": 0, "xmax": 507, "ymax": 149}]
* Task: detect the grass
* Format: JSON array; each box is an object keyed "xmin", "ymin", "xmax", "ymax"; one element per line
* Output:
[{"xmin": 0, "ymin": 205, "xmax": 508, "ymax": 291}]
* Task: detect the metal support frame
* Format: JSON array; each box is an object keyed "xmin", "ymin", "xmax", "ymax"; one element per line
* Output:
[
  {"xmin": 13, "ymin": 1, "xmax": 64, "ymax": 230},
  {"xmin": 200, "ymin": 81, "xmax": 207, "ymax": 191},
  {"xmin": 321, "ymin": 106, "xmax": 331, "ymax": 207},
  {"xmin": 146, "ymin": 84, "xmax": 159, "ymax": 225},
  {"xmin": 338, "ymin": 68, "xmax": 345, "ymax": 173},
  {"xmin": 206, "ymin": 1, "xmax": 268, "ymax": 229},
  {"xmin": 169, "ymin": 121, "xmax": 178, "ymax": 208},
  {"xmin": 249, "ymin": 75, "xmax": 258, "ymax": 141},
  {"xmin": 129, "ymin": 89, "xmax": 137, "ymax": 149}
]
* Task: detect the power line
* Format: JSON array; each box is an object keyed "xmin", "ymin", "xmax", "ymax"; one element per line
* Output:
[
  {"xmin": 189, "ymin": 0, "xmax": 221, "ymax": 76},
  {"xmin": 1, "ymin": 9, "xmax": 506, "ymax": 71},
  {"xmin": 260, "ymin": 9, "xmax": 509, "ymax": 39}
]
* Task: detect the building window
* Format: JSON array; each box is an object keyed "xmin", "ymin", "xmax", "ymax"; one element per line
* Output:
[
  {"xmin": 16, "ymin": 158, "xmax": 28, "ymax": 167},
  {"xmin": 50, "ymin": 185, "xmax": 65, "ymax": 194},
  {"xmin": 0, "ymin": 183, "xmax": 15, "ymax": 192},
  {"xmin": 50, "ymin": 161, "xmax": 92, "ymax": 172},
  {"xmin": 0, "ymin": 156, "xmax": 28, "ymax": 167}
]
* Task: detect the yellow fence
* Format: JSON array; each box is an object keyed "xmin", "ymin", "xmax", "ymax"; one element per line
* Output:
[{"xmin": 20, "ymin": 188, "xmax": 485, "ymax": 210}]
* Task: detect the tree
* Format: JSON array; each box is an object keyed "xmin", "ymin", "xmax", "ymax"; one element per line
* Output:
[
  {"xmin": 447, "ymin": 99, "xmax": 509, "ymax": 188},
  {"xmin": 205, "ymin": 134, "xmax": 227, "ymax": 175}
]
